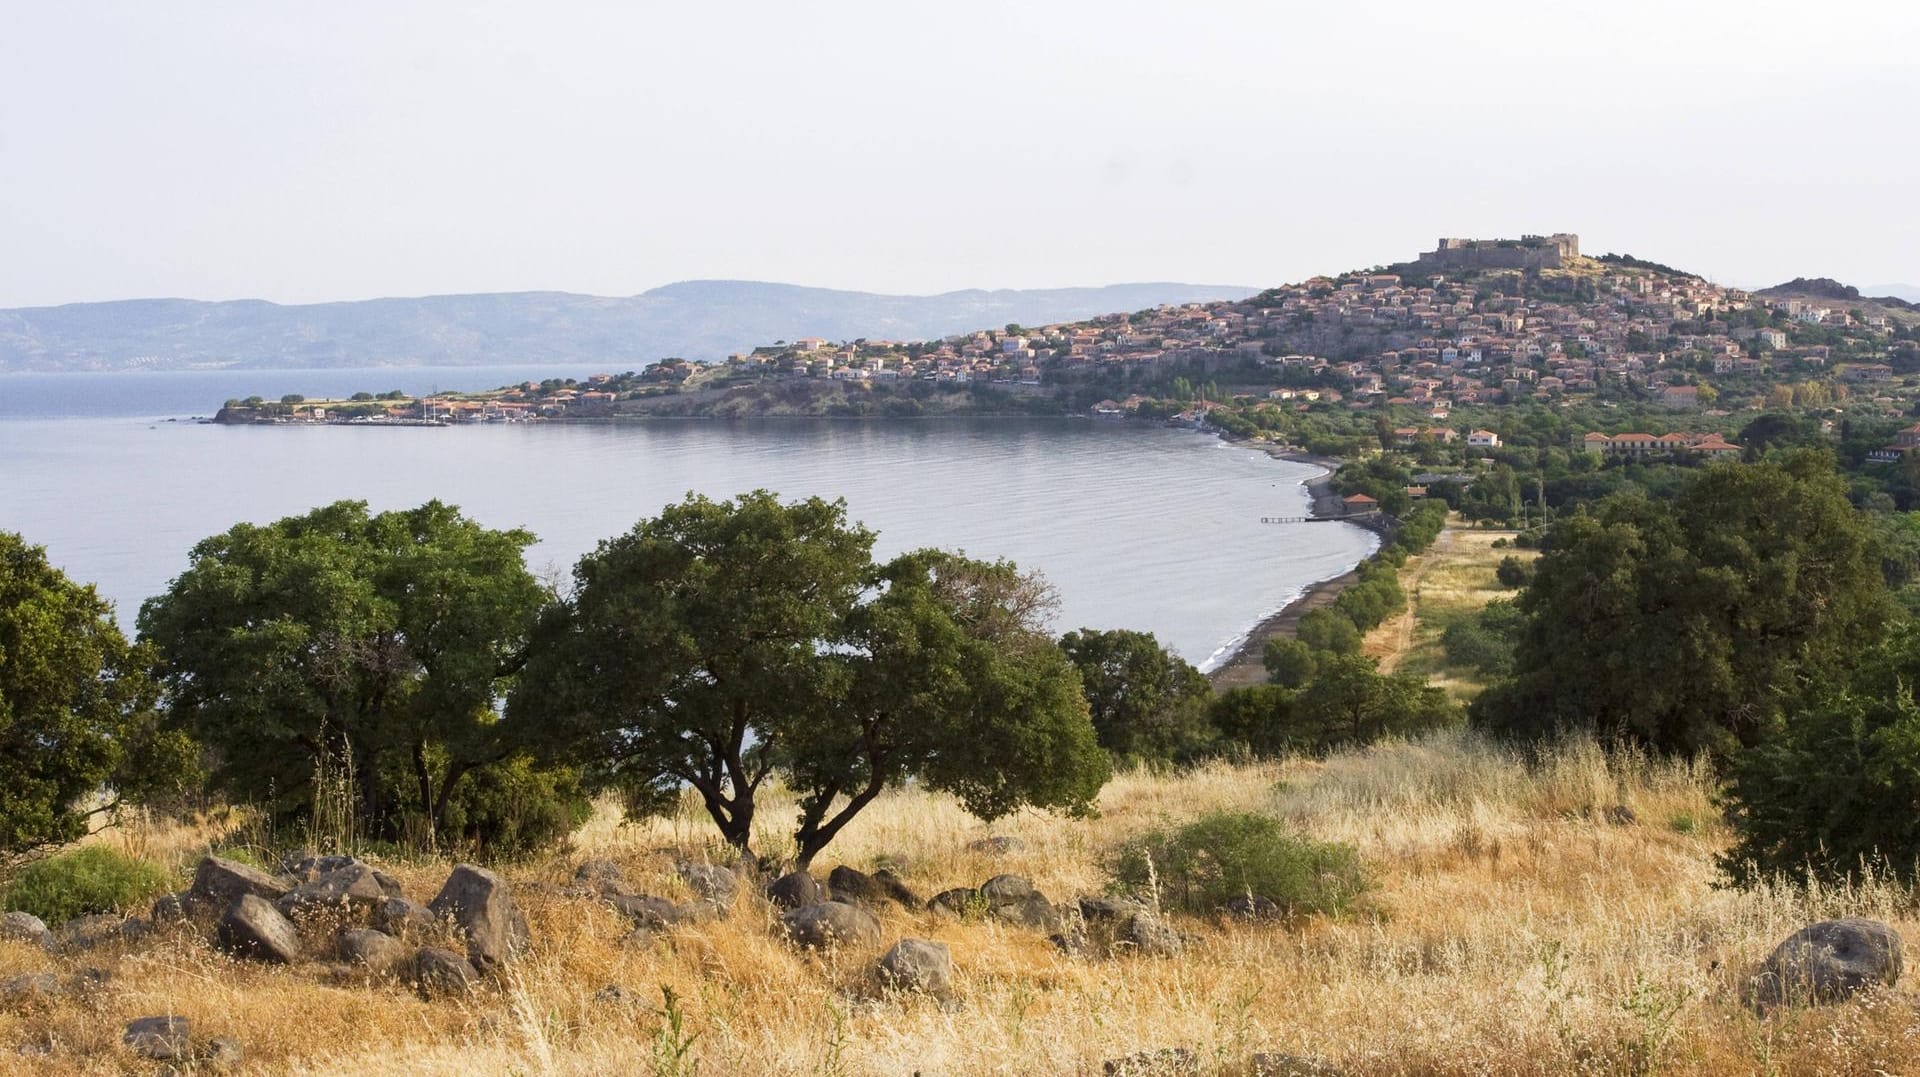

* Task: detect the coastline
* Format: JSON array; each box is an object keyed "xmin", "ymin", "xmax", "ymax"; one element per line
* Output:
[{"xmin": 1205, "ymin": 445, "xmax": 1368, "ymax": 689}]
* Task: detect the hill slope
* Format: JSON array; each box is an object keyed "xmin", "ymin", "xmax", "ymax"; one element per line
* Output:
[{"xmin": 0, "ymin": 281, "xmax": 1258, "ymax": 372}]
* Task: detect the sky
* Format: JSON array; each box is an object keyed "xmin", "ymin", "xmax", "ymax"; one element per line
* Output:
[{"xmin": 3, "ymin": 1, "xmax": 1917, "ymax": 308}]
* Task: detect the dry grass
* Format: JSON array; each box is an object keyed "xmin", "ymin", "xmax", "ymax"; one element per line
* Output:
[
  {"xmin": 5, "ymin": 731, "xmax": 1919, "ymax": 1075},
  {"xmin": 1370, "ymin": 524, "xmax": 1538, "ymax": 701}
]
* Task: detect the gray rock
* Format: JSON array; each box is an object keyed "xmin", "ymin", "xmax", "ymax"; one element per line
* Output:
[
  {"xmin": 677, "ymin": 862, "xmax": 737, "ymax": 907},
  {"xmin": 57, "ymin": 913, "xmax": 131, "ymax": 951},
  {"xmin": 871, "ymin": 868, "xmax": 924, "ymax": 909},
  {"xmin": 574, "ymin": 859, "xmax": 631, "ymax": 897},
  {"xmin": 967, "ymin": 836, "xmax": 1027, "ymax": 855},
  {"xmin": 201, "ymin": 1036, "xmax": 246, "ymax": 1071},
  {"xmin": 1222, "ymin": 895, "xmax": 1282, "ymax": 920},
  {"xmin": 428, "ymin": 863, "xmax": 528, "ymax": 971},
  {"xmin": 277, "ymin": 862, "xmax": 393, "ymax": 920},
  {"xmin": 1752, "ymin": 918, "xmax": 1903, "ymax": 1007},
  {"xmin": 412, "ymin": 946, "xmax": 479, "ymax": 997},
  {"xmin": 372, "ymin": 896, "xmax": 438, "ymax": 938},
  {"xmin": 877, "ymin": 938, "xmax": 953, "ymax": 996},
  {"xmin": 217, "ymin": 894, "xmax": 302, "ymax": 963},
  {"xmin": 979, "ymin": 874, "xmax": 1036, "ymax": 905},
  {"xmin": 338, "ymin": 928, "xmax": 408, "ymax": 973},
  {"xmin": 780, "ymin": 900, "xmax": 883, "ymax": 950},
  {"xmin": 283, "ymin": 853, "xmax": 359, "ymax": 882},
  {"xmin": 988, "ymin": 892, "xmax": 1059, "ymax": 931},
  {"xmin": 606, "ymin": 893, "xmax": 702, "ymax": 931},
  {"xmin": 826, "ymin": 865, "xmax": 891, "ymax": 907},
  {"xmin": 928, "ymin": 887, "xmax": 983, "ymax": 918},
  {"xmin": 150, "ymin": 892, "xmax": 191, "ymax": 924},
  {"xmin": 1104, "ymin": 1047, "xmax": 1199, "ymax": 1075},
  {"xmin": 767, "ymin": 870, "xmax": 824, "ymax": 909},
  {"xmin": 1, "ymin": 973, "xmax": 63, "ymax": 1005},
  {"xmin": 1115, "ymin": 910, "xmax": 1184, "ymax": 957},
  {"xmin": 124, "ymin": 1016, "xmax": 192, "ymax": 1061},
  {"xmin": 0, "ymin": 911, "xmax": 54, "ymax": 950},
  {"xmin": 189, "ymin": 855, "xmax": 289, "ymax": 909},
  {"xmin": 1079, "ymin": 896, "xmax": 1151, "ymax": 922}
]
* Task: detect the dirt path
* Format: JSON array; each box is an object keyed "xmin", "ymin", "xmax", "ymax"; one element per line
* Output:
[{"xmin": 1368, "ymin": 524, "xmax": 1457, "ymax": 674}]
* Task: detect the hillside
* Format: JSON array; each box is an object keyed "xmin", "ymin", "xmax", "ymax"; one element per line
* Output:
[{"xmin": 0, "ymin": 281, "xmax": 1258, "ymax": 373}]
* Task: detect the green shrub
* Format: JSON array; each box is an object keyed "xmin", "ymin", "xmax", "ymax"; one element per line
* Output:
[
  {"xmin": 1296, "ymin": 608, "xmax": 1362, "ymax": 655},
  {"xmin": 1108, "ymin": 810, "xmax": 1368, "ymax": 916},
  {"xmin": 1, "ymin": 845, "xmax": 171, "ymax": 924},
  {"xmin": 439, "ymin": 756, "xmax": 594, "ymax": 858},
  {"xmin": 1494, "ymin": 555, "xmax": 1535, "ymax": 589}
]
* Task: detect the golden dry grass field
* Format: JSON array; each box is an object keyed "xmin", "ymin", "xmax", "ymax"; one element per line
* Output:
[
  {"xmin": 4, "ymin": 731, "xmax": 1918, "ymax": 1076},
  {"xmin": 1366, "ymin": 524, "xmax": 1538, "ymax": 702}
]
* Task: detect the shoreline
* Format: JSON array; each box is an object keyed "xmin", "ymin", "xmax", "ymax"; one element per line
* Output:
[{"xmin": 1205, "ymin": 445, "xmax": 1369, "ymax": 689}]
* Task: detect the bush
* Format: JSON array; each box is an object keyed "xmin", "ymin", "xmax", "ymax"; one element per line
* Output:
[
  {"xmin": 439, "ymin": 756, "xmax": 594, "ymax": 858},
  {"xmin": 1494, "ymin": 555, "xmax": 1535, "ymax": 589},
  {"xmin": 1296, "ymin": 608, "xmax": 1362, "ymax": 655},
  {"xmin": 1, "ymin": 846, "xmax": 171, "ymax": 924},
  {"xmin": 1109, "ymin": 810, "xmax": 1368, "ymax": 916}
]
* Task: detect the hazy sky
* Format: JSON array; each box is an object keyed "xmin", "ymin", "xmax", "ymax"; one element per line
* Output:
[{"xmin": 4, "ymin": 1, "xmax": 1917, "ymax": 308}]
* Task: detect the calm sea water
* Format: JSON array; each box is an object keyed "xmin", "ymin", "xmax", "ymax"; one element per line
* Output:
[{"xmin": 0, "ymin": 371, "xmax": 1374, "ymax": 669}]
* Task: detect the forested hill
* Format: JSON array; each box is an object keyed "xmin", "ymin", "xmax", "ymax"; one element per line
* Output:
[{"xmin": 0, "ymin": 280, "xmax": 1258, "ymax": 372}]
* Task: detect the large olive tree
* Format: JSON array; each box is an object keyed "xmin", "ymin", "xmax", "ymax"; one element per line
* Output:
[{"xmin": 511, "ymin": 491, "xmax": 1110, "ymax": 868}]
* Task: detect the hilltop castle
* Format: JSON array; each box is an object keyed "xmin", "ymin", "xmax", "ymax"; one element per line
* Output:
[{"xmin": 1406, "ymin": 233, "xmax": 1580, "ymax": 273}]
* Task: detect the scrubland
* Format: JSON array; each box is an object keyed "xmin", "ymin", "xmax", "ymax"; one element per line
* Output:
[{"xmin": 3, "ymin": 730, "xmax": 1916, "ymax": 1075}]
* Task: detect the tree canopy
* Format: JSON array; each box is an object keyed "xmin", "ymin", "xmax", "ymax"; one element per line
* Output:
[
  {"xmin": 136, "ymin": 500, "xmax": 562, "ymax": 851},
  {"xmin": 0, "ymin": 533, "xmax": 189, "ymax": 860},
  {"xmin": 1059, "ymin": 628, "xmax": 1213, "ymax": 762},
  {"xmin": 1471, "ymin": 452, "xmax": 1892, "ymax": 755},
  {"xmin": 510, "ymin": 491, "xmax": 1109, "ymax": 868}
]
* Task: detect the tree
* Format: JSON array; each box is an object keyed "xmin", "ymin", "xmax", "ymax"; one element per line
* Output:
[
  {"xmin": 1060, "ymin": 628, "xmax": 1213, "ymax": 762},
  {"xmin": 1472, "ymin": 453, "xmax": 1891, "ymax": 755},
  {"xmin": 1295, "ymin": 608, "xmax": 1362, "ymax": 655},
  {"xmin": 510, "ymin": 492, "xmax": 1108, "ymax": 868},
  {"xmin": 0, "ymin": 533, "xmax": 191, "ymax": 860},
  {"xmin": 137, "ymin": 501, "xmax": 559, "ymax": 850},
  {"xmin": 1294, "ymin": 654, "xmax": 1455, "ymax": 749},
  {"xmin": 1262, "ymin": 637, "xmax": 1317, "ymax": 688}
]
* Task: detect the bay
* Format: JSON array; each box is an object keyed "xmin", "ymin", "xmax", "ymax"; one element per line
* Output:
[{"xmin": 0, "ymin": 371, "xmax": 1375, "ymax": 670}]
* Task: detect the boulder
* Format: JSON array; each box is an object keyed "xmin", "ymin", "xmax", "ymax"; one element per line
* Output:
[
  {"xmin": 967, "ymin": 836, "xmax": 1027, "ymax": 855},
  {"xmin": 877, "ymin": 938, "xmax": 953, "ymax": 996},
  {"xmin": 979, "ymin": 874, "xmax": 1036, "ymax": 905},
  {"xmin": 989, "ymin": 892, "xmax": 1059, "ymax": 931},
  {"xmin": 1104, "ymin": 1047, "xmax": 1199, "ymax": 1075},
  {"xmin": 1079, "ymin": 897, "xmax": 1151, "ymax": 923},
  {"xmin": 1752, "ymin": 918, "xmax": 1903, "ymax": 1007},
  {"xmin": 150, "ymin": 892, "xmax": 191, "ymax": 924},
  {"xmin": 573, "ymin": 859, "xmax": 631, "ymax": 897},
  {"xmin": 283, "ymin": 853, "xmax": 359, "ymax": 883},
  {"xmin": 677, "ymin": 862, "xmax": 737, "ymax": 907},
  {"xmin": 1, "ymin": 973, "xmax": 63, "ymax": 1006},
  {"xmin": 871, "ymin": 869, "xmax": 924, "ymax": 910},
  {"xmin": 606, "ymin": 893, "xmax": 706, "ymax": 932},
  {"xmin": 0, "ymin": 911, "xmax": 54, "ymax": 950},
  {"xmin": 278, "ymin": 861, "xmax": 395, "ymax": 920},
  {"xmin": 338, "ymin": 928, "xmax": 409, "ymax": 973},
  {"xmin": 372, "ymin": 896, "xmax": 438, "ymax": 938},
  {"xmin": 780, "ymin": 900, "xmax": 883, "ymax": 951},
  {"xmin": 1115, "ymin": 910, "xmax": 1184, "ymax": 957},
  {"xmin": 58, "ymin": 913, "xmax": 133, "ymax": 951},
  {"xmin": 428, "ymin": 864, "xmax": 528, "ymax": 970},
  {"xmin": 1221, "ymin": 895, "xmax": 1282, "ymax": 921},
  {"xmin": 189, "ymin": 855, "xmax": 289, "ymax": 910},
  {"xmin": 217, "ymin": 894, "xmax": 302, "ymax": 963},
  {"xmin": 124, "ymin": 1016, "xmax": 192, "ymax": 1061},
  {"xmin": 928, "ymin": 888, "xmax": 982, "ymax": 918},
  {"xmin": 767, "ymin": 870, "xmax": 825, "ymax": 910},
  {"xmin": 412, "ymin": 947, "xmax": 479, "ymax": 997},
  {"xmin": 826, "ymin": 866, "xmax": 892, "ymax": 907}
]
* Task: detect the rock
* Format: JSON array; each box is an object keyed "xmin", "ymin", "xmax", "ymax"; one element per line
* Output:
[
  {"xmin": 412, "ymin": 947, "xmax": 479, "ymax": 997},
  {"xmin": 151, "ymin": 892, "xmax": 191, "ymax": 923},
  {"xmin": 1251, "ymin": 1053, "xmax": 1344, "ymax": 1077},
  {"xmin": 1, "ymin": 973, "xmax": 63, "ymax": 1006},
  {"xmin": 278, "ymin": 861, "xmax": 395, "ymax": 920},
  {"xmin": 606, "ymin": 893, "xmax": 703, "ymax": 931},
  {"xmin": 827, "ymin": 866, "xmax": 896, "ymax": 907},
  {"xmin": 780, "ymin": 900, "xmax": 883, "ymax": 950},
  {"xmin": 57, "ymin": 913, "xmax": 131, "ymax": 951},
  {"xmin": 767, "ymin": 870, "xmax": 824, "ymax": 909},
  {"xmin": 967, "ymin": 836, "xmax": 1027, "ymax": 855},
  {"xmin": 1079, "ymin": 897, "xmax": 1151, "ymax": 923},
  {"xmin": 1752, "ymin": 918, "xmax": 1903, "ymax": 1007},
  {"xmin": 124, "ymin": 1016, "xmax": 192, "ymax": 1061},
  {"xmin": 189, "ymin": 855, "xmax": 290, "ymax": 909},
  {"xmin": 877, "ymin": 938, "xmax": 953, "ymax": 996},
  {"xmin": 217, "ymin": 894, "xmax": 302, "ymax": 963},
  {"xmin": 1104, "ymin": 1047, "xmax": 1199, "ymax": 1075},
  {"xmin": 200, "ymin": 1037, "xmax": 245, "ymax": 1072},
  {"xmin": 979, "ymin": 874, "xmax": 1036, "ymax": 905},
  {"xmin": 1222, "ymin": 895, "xmax": 1282, "ymax": 920},
  {"xmin": 0, "ymin": 911, "xmax": 54, "ymax": 950},
  {"xmin": 989, "ymin": 892, "xmax": 1059, "ymax": 931},
  {"xmin": 428, "ymin": 864, "xmax": 528, "ymax": 971},
  {"xmin": 283, "ymin": 853, "xmax": 359, "ymax": 882},
  {"xmin": 928, "ymin": 888, "xmax": 982, "ymax": 918},
  {"xmin": 338, "ymin": 928, "xmax": 408, "ymax": 973},
  {"xmin": 372, "ymin": 896, "xmax": 438, "ymax": 938},
  {"xmin": 1115, "ymin": 910, "xmax": 1184, "ymax": 957},
  {"xmin": 677, "ymin": 862, "xmax": 737, "ymax": 907},
  {"xmin": 574, "ymin": 859, "xmax": 631, "ymax": 897},
  {"xmin": 871, "ymin": 868, "xmax": 924, "ymax": 910}
]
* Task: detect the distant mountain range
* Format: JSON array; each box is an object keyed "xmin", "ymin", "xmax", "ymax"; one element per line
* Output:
[{"xmin": 0, "ymin": 280, "xmax": 1259, "ymax": 373}]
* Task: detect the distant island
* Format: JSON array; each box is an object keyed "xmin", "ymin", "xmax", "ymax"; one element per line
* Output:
[
  {"xmin": 214, "ymin": 234, "xmax": 1920, "ymax": 448},
  {"xmin": 0, "ymin": 280, "xmax": 1257, "ymax": 373}
]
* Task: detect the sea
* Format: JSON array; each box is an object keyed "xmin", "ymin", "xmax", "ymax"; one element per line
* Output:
[{"xmin": 0, "ymin": 367, "xmax": 1375, "ymax": 670}]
